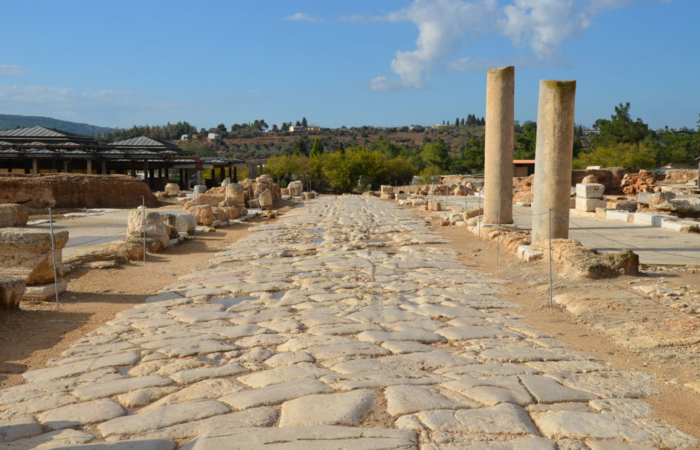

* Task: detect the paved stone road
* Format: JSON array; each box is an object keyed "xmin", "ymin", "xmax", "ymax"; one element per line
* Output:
[{"xmin": 1, "ymin": 196, "xmax": 698, "ymax": 450}]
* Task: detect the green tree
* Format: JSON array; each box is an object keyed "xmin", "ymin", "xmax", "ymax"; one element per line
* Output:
[
  {"xmin": 455, "ymin": 117, "xmax": 460, "ymax": 127},
  {"xmin": 514, "ymin": 121, "xmax": 537, "ymax": 159},
  {"xmin": 292, "ymin": 139, "xmax": 308, "ymax": 156},
  {"xmin": 573, "ymin": 142, "xmax": 656, "ymax": 172},
  {"xmin": 301, "ymin": 117, "xmax": 308, "ymax": 127},
  {"xmin": 461, "ymin": 137, "xmax": 485, "ymax": 174},
  {"xmin": 419, "ymin": 138, "xmax": 449, "ymax": 169},
  {"xmin": 310, "ymin": 138, "xmax": 324, "ymax": 158},
  {"xmin": 386, "ymin": 157, "xmax": 416, "ymax": 185},
  {"xmin": 590, "ymin": 103, "xmax": 650, "ymax": 149},
  {"xmin": 417, "ymin": 165, "xmax": 441, "ymax": 185}
]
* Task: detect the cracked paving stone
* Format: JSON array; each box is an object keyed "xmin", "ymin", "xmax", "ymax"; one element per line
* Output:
[
  {"xmin": 416, "ymin": 404, "xmax": 539, "ymax": 436},
  {"xmin": 221, "ymin": 379, "xmax": 333, "ymax": 410},
  {"xmin": 279, "ymin": 389, "xmax": 377, "ymax": 427},
  {"xmin": 37, "ymin": 398, "xmax": 126, "ymax": 429}
]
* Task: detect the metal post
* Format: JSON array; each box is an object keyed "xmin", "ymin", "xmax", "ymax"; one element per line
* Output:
[
  {"xmin": 193, "ymin": 189, "xmax": 197, "ymax": 238},
  {"xmin": 548, "ymin": 208, "xmax": 553, "ymax": 307},
  {"xmin": 141, "ymin": 196, "xmax": 146, "ymax": 264},
  {"xmin": 47, "ymin": 207, "xmax": 60, "ymax": 311},
  {"xmin": 496, "ymin": 197, "xmax": 502, "ymax": 266},
  {"xmin": 478, "ymin": 193, "xmax": 481, "ymax": 242}
]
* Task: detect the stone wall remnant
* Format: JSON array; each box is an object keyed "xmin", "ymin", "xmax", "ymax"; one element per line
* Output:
[
  {"xmin": 0, "ymin": 204, "xmax": 29, "ymax": 228},
  {"xmin": 0, "ymin": 228, "xmax": 68, "ymax": 285}
]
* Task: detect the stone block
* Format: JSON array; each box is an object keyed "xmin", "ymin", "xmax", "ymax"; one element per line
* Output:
[
  {"xmin": 380, "ymin": 193, "xmax": 395, "ymax": 200},
  {"xmin": 175, "ymin": 214, "xmax": 196, "ymax": 235},
  {"xmin": 225, "ymin": 184, "xmax": 245, "ymax": 205},
  {"xmin": 0, "ymin": 204, "xmax": 29, "ymax": 228},
  {"xmin": 661, "ymin": 218, "xmax": 700, "ymax": 233},
  {"xmin": 575, "ymin": 197, "xmax": 607, "ymax": 212},
  {"xmin": 0, "ymin": 275, "xmax": 27, "ymax": 310},
  {"xmin": 0, "ymin": 228, "xmax": 68, "ymax": 285},
  {"xmin": 288, "ymin": 181, "xmax": 304, "ymax": 197},
  {"xmin": 428, "ymin": 202, "xmax": 442, "ymax": 212},
  {"xmin": 259, "ymin": 189, "xmax": 273, "ymax": 210},
  {"xmin": 187, "ymin": 205, "xmax": 214, "ymax": 226},
  {"xmin": 575, "ymin": 183, "xmax": 605, "ymax": 199},
  {"xmin": 164, "ymin": 183, "xmax": 180, "ymax": 195},
  {"xmin": 22, "ymin": 279, "xmax": 67, "ymax": 301},
  {"xmin": 517, "ymin": 245, "xmax": 543, "ymax": 262},
  {"xmin": 127, "ymin": 209, "xmax": 170, "ymax": 251},
  {"xmin": 633, "ymin": 212, "xmax": 667, "ymax": 227},
  {"xmin": 380, "ymin": 185, "xmax": 393, "ymax": 194},
  {"xmin": 193, "ymin": 185, "xmax": 207, "ymax": 195},
  {"xmin": 605, "ymin": 210, "xmax": 631, "ymax": 222}
]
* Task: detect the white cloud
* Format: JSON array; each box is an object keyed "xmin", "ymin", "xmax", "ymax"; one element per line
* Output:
[
  {"xmin": 370, "ymin": 0, "xmax": 498, "ymax": 91},
  {"xmin": 285, "ymin": 13, "xmax": 326, "ymax": 23},
  {"xmin": 0, "ymin": 65, "xmax": 26, "ymax": 76},
  {"xmin": 367, "ymin": 0, "xmax": 667, "ymax": 91}
]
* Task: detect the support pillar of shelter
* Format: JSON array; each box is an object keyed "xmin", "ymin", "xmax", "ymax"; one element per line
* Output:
[
  {"xmin": 144, "ymin": 160, "xmax": 149, "ymax": 188},
  {"xmin": 220, "ymin": 166, "xmax": 225, "ymax": 182},
  {"xmin": 149, "ymin": 168, "xmax": 155, "ymax": 188},
  {"xmin": 233, "ymin": 167, "xmax": 238, "ymax": 183},
  {"xmin": 131, "ymin": 168, "xmax": 136, "ymax": 177},
  {"xmin": 483, "ymin": 66, "xmax": 514, "ymax": 225},
  {"xmin": 101, "ymin": 160, "xmax": 107, "ymax": 175},
  {"xmin": 64, "ymin": 161, "xmax": 71, "ymax": 173},
  {"xmin": 179, "ymin": 169, "xmax": 184, "ymax": 189},
  {"xmin": 86, "ymin": 159, "xmax": 92, "ymax": 175},
  {"xmin": 532, "ymin": 80, "xmax": 577, "ymax": 243},
  {"xmin": 197, "ymin": 170, "xmax": 202, "ymax": 186},
  {"xmin": 32, "ymin": 158, "xmax": 38, "ymax": 175},
  {"xmin": 164, "ymin": 167, "xmax": 169, "ymax": 181}
]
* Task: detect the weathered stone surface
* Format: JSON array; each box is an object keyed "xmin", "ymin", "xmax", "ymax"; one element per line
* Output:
[
  {"xmin": 127, "ymin": 209, "xmax": 170, "ymax": 251},
  {"xmin": 0, "ymin": 415, "xmax": 43, "ymax": 443},
  {"xmin": 170, "ymin": 363, "xmax": 246, "ymax": 384},
  {"xmin": 279, "ymin": 390, "xmax": 376, "ymax": 427},
  {"xmin": 72, "ymin": 375, "xmax": 174, "ymax": 401},
  {"xmin": 519, "ymin": 375, "xmax": 596, "ymax": 404},
  {"xmin": 175, "ymin": 214, "xmax": 196, "ymax": 235},
  {"xmin": 37, "ymin": 399, "xmax": 126, "ymax": 429},
  {"xmin": 0, "ymin": 275, "xmax": 26, "ymax": 310},
  {"xmin": 0, "ymin": 228, "xmax": 68, "ymax": 285},
  {"xmin": 97, "ymin": 400, "xmax": 229, "ymax": 437},
  {"xmin": 4, "ymin": 429, "xmax": 94, "ymax": 449},
  {"xmin": 0, "ymin": 204, "xmax": 29, "ymax": 228},
  {"xmin": 442, "ymin": 376, "xmax": 533, "ymax": 407},
  {"xmin": 139, "ymin": 379, "xmax": 242, "ymax": 413},
  {"xmin": 23, "ymin": 351, "xmax": 140, "ymax": 383},
  {"xmin": 385, "ymin": 385, "xmax": 472, "ymax": 416},
  {"xmin": 221, "ymin": 379, "xmax": 333, "ymax": 410},
  {"xmin": 51, "ymin": 439, "xmax": 177, "ymax": 450},
  {"xmin": 183, "ymin": 426, "xmax": 416, "ymax": 450},
  {"xmin": 417, "ymin": 404, "xmax": 539, "ymax": 435}
]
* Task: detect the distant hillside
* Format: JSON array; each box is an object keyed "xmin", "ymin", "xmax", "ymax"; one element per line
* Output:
[{"xmin": 0, "ymin": 114, "xmax": 114, "ymax": 137}]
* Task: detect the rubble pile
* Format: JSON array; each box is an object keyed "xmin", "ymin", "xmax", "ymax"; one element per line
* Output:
[{"xmin": 621, "ymin": 170, "xmax": 660, "ymax": 195}]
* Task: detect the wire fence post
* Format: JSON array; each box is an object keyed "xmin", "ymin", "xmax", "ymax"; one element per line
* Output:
[
  {"xmin": 47, "ymin": 207, "xmax": 59, "ymax": 312},
  {"xmin": 548, "ymin": 208, "xmax": 553, "ymax": 307},
  {"xmin": 496, "ymin": 197, "xmax": 502, "ymax": 266},
  {"xmin": 478, "ymin": 193, "xmax": 482, "ymax": 242},
  {"xmin": 193, "ymin": 189, "xmax": 197, "ymax": 239},
  {"xmin": 141, "ymin": 196, "xmax": 146, "ymax": 264}
]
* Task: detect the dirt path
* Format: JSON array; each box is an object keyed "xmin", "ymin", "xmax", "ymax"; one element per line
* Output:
[
  {"xmin": 423, "ymin": 212, "xmax": 700, "ymax": 448},
  {"xmin": 0, "ymin": 208, "xmax": 292, "ymax": 389}
]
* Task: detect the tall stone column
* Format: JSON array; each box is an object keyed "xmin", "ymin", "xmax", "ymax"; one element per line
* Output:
[
  {"xmin": 484, "ymin": 66, "xmax": 515, "ymax": 224},
  {"xmin": 532, "ymin": 80, "xmax": 577, "ymax": 243}
]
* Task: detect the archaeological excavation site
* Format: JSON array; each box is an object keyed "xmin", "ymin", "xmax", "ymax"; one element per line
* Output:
[{"xmin": 2, "ymin": 30, "xmax": 700, "ymax": 450}]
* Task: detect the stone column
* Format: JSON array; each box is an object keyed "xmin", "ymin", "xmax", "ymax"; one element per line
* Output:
[
  {"xmin": 32, "ymin": 158, "xmax": 38, "ymax": 175},
  {"xmin": 483, "ymin": 66, "xmax": 515, "ymax": 224},
  {"xmin": 86, "ymin": 158, "xmax": 92, "ymax": 175},
  {"xmin": 532, "ymin": 80, "xmax": 577, "ymax": 243},
  {"xmin": 101, "ymin": 160, "xmax": 107, "ymax": 175}
]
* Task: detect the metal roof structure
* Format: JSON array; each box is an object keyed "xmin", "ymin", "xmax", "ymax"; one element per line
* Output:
[{"xmin": 0, "ymin": 125, "xmax": 244, "ymax": 165}]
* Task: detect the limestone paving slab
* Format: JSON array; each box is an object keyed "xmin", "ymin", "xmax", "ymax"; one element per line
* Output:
[{"xmin": 1, "ymin": 196, "xmax": 695, "ymax": 450}]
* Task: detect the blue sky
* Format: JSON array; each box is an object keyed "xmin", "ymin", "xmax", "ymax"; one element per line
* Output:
[{"xmin": 0, "ymin": 0, "xmax": 698, "ymax": 131}]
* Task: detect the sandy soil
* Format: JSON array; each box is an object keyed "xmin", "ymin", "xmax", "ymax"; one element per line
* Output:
[
  {"xmin": 425, "ymin": 213, "xmax": 700, "ymax": 448},
  {"xmin": 0, "ymin": 206, "xmax": 293, "ymax": 389}
]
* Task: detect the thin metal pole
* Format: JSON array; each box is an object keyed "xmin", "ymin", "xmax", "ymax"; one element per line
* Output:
[
  {"xmin": 141, "ymin": 196, "xmax": 146, "ymax": 264},
  {"xmin": 548, "ymin": 208, "xmax": 553, "ymax": 307},
  {"xmin": 47, "ymin": 207, "xmax": 59, "ymax": 311},
  {"xmin": 496, "ymin": 197, "xmax": 501, "ymax": 266},
  {"xmin": 193, "ymin": 189, "xmax": 197, "ymax": 238},
  {"xmin": 478, "ymin": 193, "xmax": 481, "ymax": 242}
]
